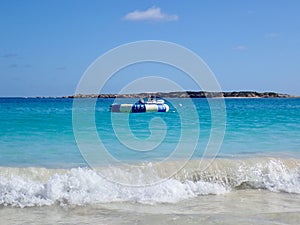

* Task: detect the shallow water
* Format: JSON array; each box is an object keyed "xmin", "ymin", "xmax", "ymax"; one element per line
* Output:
[
  {"xmin": 1, "ymin": 98, "xmax": 299, "ymax": 166},
  {"xmin": 1, "ymin": 190, "xmax": 300, "ymax": 225},
  {"xmin": 0, "ymin": 98, "xmax": 299, "ymax": 224}
]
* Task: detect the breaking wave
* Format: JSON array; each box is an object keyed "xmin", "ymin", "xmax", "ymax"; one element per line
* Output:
[{"xmin": 0, "ymin": 157, "xmax": 299, "ymax": 208}]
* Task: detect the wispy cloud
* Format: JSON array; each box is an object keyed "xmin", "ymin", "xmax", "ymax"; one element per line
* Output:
[
  {"xmin": 264, "ymin": 33, "xmax": 279, "ymax": 39},
  {"xmin": 124, "ymin": 6, "xmax": 178, "ymax": 22},
  {"xmin": 247, "ymin": 10, "xmax": 255, "ymax": 15},
  {"xmin": 9, "ymin": 63, "xmax": 18, "ymax": 68},
  {"xmin": 56, "ymin": 66, "xmax": 66, "ymax": 70},
  {"xmin": 233, "ymin": 45, "xmax": 247, "ymax": 51},
  {"xmin": 3, "ymin": 53, "xmax": 18, "ymax": 58},
  {"xmin": 55, "ymin": 66, "xmax": 67, "ymax": 70}
]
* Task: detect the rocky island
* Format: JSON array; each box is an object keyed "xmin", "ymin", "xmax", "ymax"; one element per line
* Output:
[{"xmin": 63, "ymin": 91, "xmax": 297, "ymax": 98}]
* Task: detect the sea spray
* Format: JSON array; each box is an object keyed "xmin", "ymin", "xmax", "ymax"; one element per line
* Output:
[
  {"xmin": 0, "ymin": 167, "xmax": 227, "ymax": 207},
  {"xmin": 0, "ymin": 158, "xmax": 299, "ymax": 208}
]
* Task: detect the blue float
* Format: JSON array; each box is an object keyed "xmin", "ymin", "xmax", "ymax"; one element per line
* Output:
[{"xmin": 110, "ymin": 97, "xmax": 169, "ymax": 113}]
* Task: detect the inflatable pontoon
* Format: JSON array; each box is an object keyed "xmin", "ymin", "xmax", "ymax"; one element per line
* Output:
[{"xmin": 110, "ymin": 97, "xmax": 169, "ymax": 113}]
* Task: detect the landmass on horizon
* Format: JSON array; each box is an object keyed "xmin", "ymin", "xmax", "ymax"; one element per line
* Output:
[{"xmin": 63, "ymin": 91, "xmax": 298, "ymax": 99}]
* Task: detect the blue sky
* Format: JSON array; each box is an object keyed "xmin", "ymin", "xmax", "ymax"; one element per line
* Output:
[{"xmin": 0, "ymin": 0, "xmax": 299, "ymax": 96}]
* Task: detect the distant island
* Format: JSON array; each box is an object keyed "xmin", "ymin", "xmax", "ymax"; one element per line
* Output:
[{"xmin": 63, "ymin": 91, "xmax": 298, "ymax": 98}]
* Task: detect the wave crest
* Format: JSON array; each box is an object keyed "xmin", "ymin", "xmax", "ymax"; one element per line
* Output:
[{"xmin": 0, "ymin": 157, "xmax": 299, "ymax": 207}]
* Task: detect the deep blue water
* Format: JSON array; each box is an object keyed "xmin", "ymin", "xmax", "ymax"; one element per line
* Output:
[{"xmin": 0, "ymin": 98, "xmax": 299, "ymax": 168}]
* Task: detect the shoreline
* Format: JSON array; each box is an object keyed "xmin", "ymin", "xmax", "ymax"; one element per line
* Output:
[
  {"xmin": 64, "ymin": 91, "xmax": 298, "ymax": 99},
  {"xmin": 1, "ymin": 91, "xmax": 299, "ymax": 99}
]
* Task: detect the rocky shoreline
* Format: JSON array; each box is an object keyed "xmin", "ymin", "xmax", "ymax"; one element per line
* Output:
[{"xmin": 63, "ymin": 91, "xmax": 297, "ymax": 98}]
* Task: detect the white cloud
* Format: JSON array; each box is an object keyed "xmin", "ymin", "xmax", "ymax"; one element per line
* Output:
[
  {"xmin": 264, "ymin": 33, "xmax": 279, "ymax": 39},
  {"xmin": 2, "ymin": 53, "xmax": 18, "ymax": 58},
  {"xmin": 56, "ymin": 66, "xmax": 66, "ymax": 71},
  {"xmin": 233, "ymin": 45, "xmax": 247, "ymax": 51},
  {"xmin": 124, "ymin": 6, "xmax": 178, "ymax": 22}
]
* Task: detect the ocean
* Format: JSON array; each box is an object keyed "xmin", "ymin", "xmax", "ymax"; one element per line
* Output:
[{"xmin": 0, "ymin": 97, "xmax": 299, "ymax": 224}]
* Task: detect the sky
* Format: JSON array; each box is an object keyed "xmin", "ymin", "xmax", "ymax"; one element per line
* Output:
[{"xmin": 0, "ymin": 0, "xmax": 299, "ymax": 97}]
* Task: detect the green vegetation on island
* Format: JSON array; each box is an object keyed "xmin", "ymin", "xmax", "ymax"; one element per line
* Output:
[{"xmin": 64, "ymin": 91, "xmax": 297, "ymax": 98}]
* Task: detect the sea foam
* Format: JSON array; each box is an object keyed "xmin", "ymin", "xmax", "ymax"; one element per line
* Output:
[{"xmin": 0, "ymin": 158, "xmax": 299, "ymax": 208}]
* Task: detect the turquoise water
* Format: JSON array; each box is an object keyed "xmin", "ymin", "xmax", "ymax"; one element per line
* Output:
[
  {"xmin": 0, "ymin": 98, "xmax": 299, "ymax": 167},
  {"xmin": 223, "ymin": 98, "xmax": 300, "ymax": 156},
  {"xmin": 0, "ymin": 97, "xmax": 299, "ymax": 216}
]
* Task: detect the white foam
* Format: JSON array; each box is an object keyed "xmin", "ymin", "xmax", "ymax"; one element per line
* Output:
[
  {"xmin": 0, "ymin": 158, "xmax": 299, "ymax": 208},
  {"xmin": 235, "ymin": 159, "xmax": 300, "ymax": 193},
  {"xmin": 0, "ymin": 167, "xmax": 227, "ymax": 207},
  {"xmin": 0, "ymin": 176, "xmax": 52, "ymax": 207}
]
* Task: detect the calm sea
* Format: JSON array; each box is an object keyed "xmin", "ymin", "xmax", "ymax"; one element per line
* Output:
[{"xmin": 0, "ymin": 97, "xmax": 299, "ymax": 224}]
